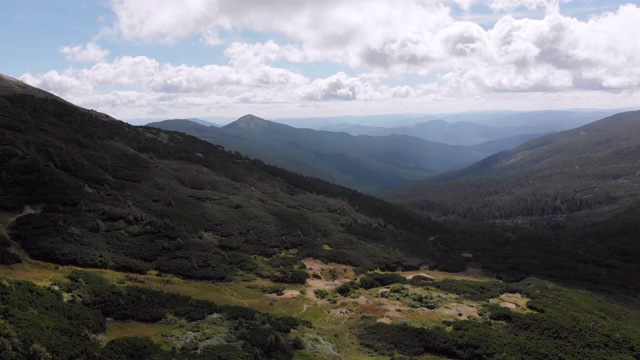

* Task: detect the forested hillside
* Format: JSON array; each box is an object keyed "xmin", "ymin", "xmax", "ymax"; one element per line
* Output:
[
  {"xmin": 394, "ymin": 110, "xmax": 640, "ymax": 222},
  {"xmin": 390, "ymin": 111, "xmax": 640, "ymax": 295},
  {"xmin": 0, "ymin": 81, "xmax": 461, "ymax": 282}
]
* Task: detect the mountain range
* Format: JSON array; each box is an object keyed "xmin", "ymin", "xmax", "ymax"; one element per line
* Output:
[
  {"xmin": 2, "ymin": 73, "xmax": 640, "ymax": 359},
  {"xmin": 394, "ymin": 110, "xmax": 640, "ymax": 221},
  {"xmin": 149, "ymin": 116, "xmax": 545, "ymax": 191},
  {"xmin": 318, "ymin": 110, "xmax": 619, "ymax": 145}
]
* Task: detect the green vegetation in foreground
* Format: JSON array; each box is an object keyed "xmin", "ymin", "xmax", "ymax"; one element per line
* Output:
[
  {"xmin": 2, "ymin": 258, "xmax": 640, "ymax": 359},
  {"xmin": 0, "ymin": 270, "xmax": 306, "ymax": 359},
  {"xmin": 357, "ymin": 278, "xmax": 640, "ymax": 359}
]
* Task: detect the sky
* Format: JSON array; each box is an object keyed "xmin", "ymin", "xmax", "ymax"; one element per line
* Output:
[{"xmin": 1, "ymin": 0, "xmax": 639, "ymax": 121}]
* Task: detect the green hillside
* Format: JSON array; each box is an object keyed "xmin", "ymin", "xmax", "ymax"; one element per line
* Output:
[
  {"xmin": 390, "ymin": 111, "xmax": 640, "ymax": 295},
  {"xmin": 1, "ymin": 80, "xmax": 459, "ymax": 281}
]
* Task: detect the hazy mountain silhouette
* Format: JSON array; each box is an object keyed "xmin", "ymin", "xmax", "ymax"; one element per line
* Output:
[{"xmin": 150, "ymin": 115, "xmax": 543, "ymax": 191}]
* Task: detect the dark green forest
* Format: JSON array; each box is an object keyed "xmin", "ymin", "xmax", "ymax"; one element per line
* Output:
[
  {"xmin": 389, "ymin": 111, "xmax": 640, "ymax": 297},
  {"xmin": 0, "ymin": 272, "xmax": 305, "ymax": 359},
  {"xmin": 0, "ymin": 93, "xmax": 462, "ymax": 280}
]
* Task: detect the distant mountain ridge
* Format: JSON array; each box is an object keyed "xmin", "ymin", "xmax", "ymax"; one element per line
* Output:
[
  {"xmin": 393, "ymin": 109, "xmax": 640, "ymax": 222},
  {"xmin": 327, "ymin": 110, "xmax": 619, "ymax": 146},
  {"xmin": 149, "ymin": 115, "xmax": 543, "ymax": 191}
]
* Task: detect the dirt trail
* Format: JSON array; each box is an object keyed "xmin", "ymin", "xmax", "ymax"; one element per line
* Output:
[
  {"xmin": 219, "ymin": 284, "xmax": 250, "ymax": 307},
  {"xmin": 293, "ymin": 304, "xmax": 309, "ymax": 317},
  {"xmin": 7, "ymin": 205, "xmax": 43, "ymax": 224},
  {"xmin": 3, "ymin": 205, "xmax": 45, "ymax": 262}
]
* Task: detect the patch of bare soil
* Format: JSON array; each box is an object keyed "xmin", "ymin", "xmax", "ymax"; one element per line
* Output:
[
  {"xmin": 303, "ymin": 258, "xmax": 354, "ymax": 273},
  {"xmin": 435, "ymin": 302, "xmax": 479, "ymax": 319},
  {"xmin": 404, "ymin": 272, "xmax": 435, "ymax": 281},
  {"xmin": 502, "ymin": 293, "xmax": 523, "ymax": 300},
  {"xmin": 493, "ymin": 292, "xmax": 531, "ymax": 312},
  {"xmin": 267, "ymin": 290, "xmax": 301, "ymax": 299}
]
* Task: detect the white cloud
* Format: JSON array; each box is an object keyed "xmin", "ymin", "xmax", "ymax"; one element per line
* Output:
[
  {"xmin": 59, "ymin": 42, "xmax": 110, "ymax": 63},
  {"xmin": 17, "ymin": 1, "xmax": 640, "ymax": 119},
  {"xmin": 82, "ymin": 56, "xmax": 160, "ymax": 87},
  {"xmin": 20, "ymin": 70, "xmax": 93, "ymax": 95},
  {"xmin": 300, "ymin": 72, "xmax": 365, "ymax": 101},
  {"xmin": 110, "ymin": 0, "xmax": 218, "ymax": 43},
  {"xmin": 105, "ymin": 0, "xmax": 640, "ymax": 91},
  {"xmin": 488, "ymin": 0, "xmax": 571, "ymax": 12}
]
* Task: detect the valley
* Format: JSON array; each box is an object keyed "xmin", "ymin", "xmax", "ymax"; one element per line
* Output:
[
  {"xmin": 1, "ymin": 75, "xmax": 640, "ymax": 359},
  {"xmin": 148, "ymin": 116, "xmax": 545, "ymax": 192}
]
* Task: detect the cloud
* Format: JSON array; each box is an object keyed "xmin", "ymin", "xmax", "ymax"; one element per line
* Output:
[
  {"xmin": 83, "ymin": 56, "xmax": 160, "ymax": 87},
  {"xmin": 105, "ymin": 1, "xmax": 640, "ymax": 91},
  {"xmin": 59, "ymin": 42, "xmax": 110, "ymax": 62},
  {"xmin": 224, "ymin": 40, "xmax": 308, "ymax": 67},
  {"xmin": 20, "ymin": 70, "xmax": 93, "ymax": 95},
  {"xmin": 300, "ymin": 72, "xmax": 364, "ymax": 101},
  {"xmin": 18, "ymin": 1, "xmax": 640, "ymax": 119},
  {"xmin": 488, "ymin": 0, "xmax": 571, "ymax": 12},
  {"xmin": 110, "ymin": 0, "xmax": 219, "ymax": 43}
]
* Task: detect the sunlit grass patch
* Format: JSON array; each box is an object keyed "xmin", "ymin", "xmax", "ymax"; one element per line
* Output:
[
  {"xmin": 0, "ymin": 261, "xmax": 70, "ymax": 285},
  {"xmin": 104, "ymin": 321, "xmax": 174, "ymax": 343}
]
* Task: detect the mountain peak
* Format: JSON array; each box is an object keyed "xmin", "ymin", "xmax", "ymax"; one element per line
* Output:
[
  {"xmin": 225, "ymin": 114, "xmax": 272, "ymax": 129},
  {"xmin": 0, "ymin": 73, "xmax": 54, "ymax": 98}
]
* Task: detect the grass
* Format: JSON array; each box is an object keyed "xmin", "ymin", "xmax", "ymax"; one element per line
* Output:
[
  {"xmin": 0, "ymin": 256, "xmax": 547, "ymax": 359},
  {"xmin": 402, "ymin": 269, "xmax": 490, "ymax": 282},
  {"xmin": 0, "ymin": 261, "xmax": 70, "ymax": 285},
  {"xmin": 104, "ymin": 321, "xmax": 174, "ymax": 343}
]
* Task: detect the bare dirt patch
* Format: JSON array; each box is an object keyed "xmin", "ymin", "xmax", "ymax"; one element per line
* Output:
[
  {"xmin": 498, "ymin": 292, "xmax": 531, "ymax": 312},
  {"xmin": 401, "ymin": 269, "xmax": 488, "ymax": 282},
  {"xmin": 267, "ymin": 289, "xmax": 301, "ymax": 299},
  {"xmin": 404, "ymin": 272, "xmax": 435, "ymax": 281},
  {"xmin": 303, "ymin": 258, "xmax": 354, "ymax": 274},
  {"xmin": 499, "ymin": 302, "xmax": 517, "ymax": 309},
  {"xmin": 436, "ymin": 302, "xmax": 479, "ymax": 319}
]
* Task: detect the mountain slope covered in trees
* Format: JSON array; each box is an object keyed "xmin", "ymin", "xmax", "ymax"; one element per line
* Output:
[
  {"xmin": 390, "ymin": 110, "xmax": 640, "ymax": 295},
  {"xmin": 394, "ymin": 110, "xmax": 640, "ymax": 222},
  {"xmin": 0, "ymin": 75, "xmax": 459, "ymax": 281}
]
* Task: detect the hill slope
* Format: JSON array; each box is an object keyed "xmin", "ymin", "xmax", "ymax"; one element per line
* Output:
[
  {"xmin": 389, "ymin": 111, "xmax": 640, "ymax": 294},
  {"xmin": 0, "ymin": 76, "xmax": 459, "ymax": 281},
  {"xmin": 150, "ymin": 116, "xmax": 535, "ymax": 192},
  {"xmin": 395, "ymin": 110, "xmax": 640, "ymax": 221}
]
